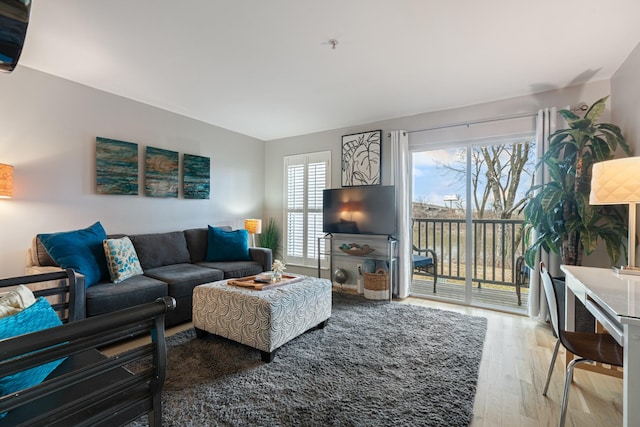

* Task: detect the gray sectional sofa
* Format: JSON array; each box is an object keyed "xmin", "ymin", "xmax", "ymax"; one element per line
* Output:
[{"xmin": 26, "ymin": 227, "xmax": 272, "ymax": 327}]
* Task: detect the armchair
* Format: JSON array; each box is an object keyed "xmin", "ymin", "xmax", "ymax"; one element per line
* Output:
[{"xmin": 412, "ymin": 246, "xmax": 438, "ymax": 292}]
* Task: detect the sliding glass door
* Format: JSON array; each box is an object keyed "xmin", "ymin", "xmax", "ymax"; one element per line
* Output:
[{"xmin": 411, "ymin": 138, "xmax": 535, "ymax": 313}]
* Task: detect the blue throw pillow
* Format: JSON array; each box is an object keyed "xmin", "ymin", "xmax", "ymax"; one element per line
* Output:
[
  {"xmin": 0, "ymin": 297, "xmax": 65, "ymax": 415},
  {"xmin": 38, "ymin": 221, "xmax": 109, "ymax": 287},
  {"xmin": 206, "ymin": 226, "xmax": 251, "ymax": 262}
]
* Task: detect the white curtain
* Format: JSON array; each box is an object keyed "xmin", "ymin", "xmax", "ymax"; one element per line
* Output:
[
  {"xmin": 390, "ymin": 130, "xmax": 412, "ymax": 298},
  {"xmin": 528, "ymin": 107, "xmax": 562, "ymax": 321}
]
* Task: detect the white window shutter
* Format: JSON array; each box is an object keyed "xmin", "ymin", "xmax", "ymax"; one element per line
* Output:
[{"xmin": 284, "ymin": 152, "xmax": 331, "ymax": 267}]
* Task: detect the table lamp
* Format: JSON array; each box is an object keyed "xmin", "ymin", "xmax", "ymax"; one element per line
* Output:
[
  {"xmin": 244, "ymin": 218, "xmax": 262, "ymax": 247},
  {"xmin": 0, "ymin": 163, "xmax": 13, "ymax": 198},
  {"xmin": 590, "ymin": 157, "xmax": 640, "ymax": 269}
]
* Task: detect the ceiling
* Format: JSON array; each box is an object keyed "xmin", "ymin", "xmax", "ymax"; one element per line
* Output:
[{"xmin": 18, "ymin": 1, "xmax": 640, "ymax": 141}]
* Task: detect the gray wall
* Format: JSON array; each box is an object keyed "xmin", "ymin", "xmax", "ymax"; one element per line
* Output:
[{"xmin": 0, "ymin": 67, "xmax": 265, "ymax": 277}]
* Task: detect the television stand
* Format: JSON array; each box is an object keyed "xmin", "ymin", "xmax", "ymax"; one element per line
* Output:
[{"xmin": 317, "ymin": 234, "xmax": 397, "ymax": 302}]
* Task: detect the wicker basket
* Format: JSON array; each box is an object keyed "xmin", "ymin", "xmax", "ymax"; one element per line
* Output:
[{"xmin": 363, "ymin": 268, "xmax": 389, "ymax": 300}]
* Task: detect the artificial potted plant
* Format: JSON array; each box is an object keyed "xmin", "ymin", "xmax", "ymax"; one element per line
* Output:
[
  {"xmin": 524, "ymin": 96, "xmax": 631, "ymax": 268},
  {"xmin": 523, "ymin": 96, "xmax": 631, "ymax": 330},
  {"xmin": 259, "ymin": 217, "xmax": 282, "ymax": 259}
]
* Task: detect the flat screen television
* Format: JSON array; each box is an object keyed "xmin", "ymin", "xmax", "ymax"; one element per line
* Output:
[
  {"xmin": 322, "ymin": 185, "xmax": 396, "ymax": 236},
  {"xmin": 0, "ymin": 0, "xmax": 31, "ymax": 73}
]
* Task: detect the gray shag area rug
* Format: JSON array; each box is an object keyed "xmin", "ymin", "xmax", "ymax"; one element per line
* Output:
[{"xmin": 129, "ymin": 292, "xmax": 487, "ymax": 427}]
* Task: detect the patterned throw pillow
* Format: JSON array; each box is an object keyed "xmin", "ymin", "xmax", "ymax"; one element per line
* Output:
[{"xmin": 103, "ymin": 236, "xmax": 143, "ymax": 284}]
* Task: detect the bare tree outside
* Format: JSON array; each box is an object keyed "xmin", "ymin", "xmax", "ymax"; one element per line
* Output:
[
  {"xmin": 411, "ymin": 140, "xmax": 537, "ymax": 308},
  {"xmin": 434, "ymin": 142, "xmax": 536, "ymax": 219}
]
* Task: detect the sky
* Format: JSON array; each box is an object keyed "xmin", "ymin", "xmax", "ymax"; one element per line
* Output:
[
  {"xmin": 412, "ymin": 143, "xmax": 537, "ymax": 212},
  {"xmin": 412, "ymin": 149, "xmax": 466, "ymax": 208}
]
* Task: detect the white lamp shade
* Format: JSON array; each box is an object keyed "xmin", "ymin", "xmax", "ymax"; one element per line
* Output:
[
  {"xmin": 590, "ymin": 157, "xmax": 640, "ymax": 205},
  {"xmin": 244, "ymin": 219, "xmax": 262, "ymax": 234}
]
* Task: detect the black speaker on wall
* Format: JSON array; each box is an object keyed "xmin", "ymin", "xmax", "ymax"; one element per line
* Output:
[{"xmin": 0, "ymin": 0, "xmax": 31, "ymax": 73}]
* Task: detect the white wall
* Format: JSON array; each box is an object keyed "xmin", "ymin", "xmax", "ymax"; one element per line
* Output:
[
  {"xmin": 265, "ymin": 80, "xmax": 613, "ymax": 278},
  {"xmin": 0, "ymin": 67, "xmax": 265, "ymax": 277},
  {"xmin": 611, "ymin": 40, "xmax": 640, "ymax": 265},
  {"xmin": 612, "ymin": 41, "xmax": 640, "ymax": 155}
]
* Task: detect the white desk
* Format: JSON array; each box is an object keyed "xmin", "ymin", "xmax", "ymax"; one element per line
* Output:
[{"xmin": 561, "ymin": 265, "xmax": 640, "ymax": 427}]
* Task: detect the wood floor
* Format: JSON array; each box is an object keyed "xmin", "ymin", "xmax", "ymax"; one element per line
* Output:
[
  {"xmin": 401, "ymin": 297, "xmax": 623, "ymax": 427},
  {"xmin": 105, "ymin": 294, "xmax": 623, "ymax": 426}
]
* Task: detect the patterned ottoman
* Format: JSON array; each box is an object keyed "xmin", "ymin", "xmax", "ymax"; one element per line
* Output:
[{"xmin": 192, "ymin": 275, "xmax": 332, "ymax": 362}]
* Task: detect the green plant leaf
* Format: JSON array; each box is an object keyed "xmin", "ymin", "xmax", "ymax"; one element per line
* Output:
[
  {"xmin": 258, "ymin": 218, "xmax": 281, "ymax": 258},
  {"xmin": 603, "ymin": 231, "xmax": 626, "ymax": 264},
  {"xmin": 575, "ymin": 192, "xmax": 592, "ymax": 225},
  {"xmin": 581, "ymin": 229, "xmax": 598, "ymax": 255},
  {"xmin": 599, "ymin": 123, "xmax": 632, "ymax": 155},
  {"xmin": 585, "ymin": 96, "xmax": 609, "ymax": 121},
  {"xmin": 600, "ymin": 130, "xmax": 619, "ymax": 154},
  {"xmin": 559, "ymin": 109, "xmax": 580, "ymax": 122},
  {"xmin": 568, "ymin": 118, "xmax": 592, "ymax": 131},
  {"xmin": 544, "ymin": 160, "xmax": 563, "ymax": 184},
  {"xmin": 597, "ymin": 122, "xmax": 624, "ymax": 139},
  {"xmin": 590, "ymin": 138, "xmax": 612, "ymax": 162},
  {"xmin": 540, "ymin": 184, "xmax": 563, "ymax": 211},
  {"xmin": 548, "ymin": 130, "xmax": 572, "ymax": 149}
]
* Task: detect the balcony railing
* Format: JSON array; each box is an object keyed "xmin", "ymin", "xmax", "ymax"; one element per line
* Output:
[{"xmin": 413, "ymin": 217, "xmax": 526, "ymax": 288}]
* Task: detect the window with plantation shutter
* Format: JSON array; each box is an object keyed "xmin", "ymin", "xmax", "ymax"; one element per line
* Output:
[{"xmin": 284, "ymin": 151, "xmax": 331, "ymax": 267}]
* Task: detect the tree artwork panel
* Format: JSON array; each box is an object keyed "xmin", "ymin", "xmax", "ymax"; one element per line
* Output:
[{"xmin": 341, "ymin": 130, "xmax": 381, "ymax": 186}]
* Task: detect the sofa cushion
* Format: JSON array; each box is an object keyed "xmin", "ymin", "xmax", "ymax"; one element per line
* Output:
[
  {"xmin": 0, "ymin": 297, "xmax": 65, "ymax": 400},
  {"xmin": 103, "ymin": 236, "xmax": 144, "ymax": 284},
  {"xmin": 183, "ymin": 228, "xmax": 208, "ymax": 263},
  {"xmin": 197, "ymin": 261, "xmax": 263, "ymax": 279},
  {"xmin": 206, "ymin": 226, "xmax": 251, "ymax": 262},
  {"xmin": 184, "ymin": 225, "xmax": 232, "ymax": 264},
  {"xmin": 37, "ymin": 222, "xmax": 109, "ymax": 287},
  {"xmin": 129, "ymin": 231, "xmax": 191, "ymax": 270},
  {"xmin": 85, "ymin": 275, "xmax": 168, "ymax": 317},
  {"xmin": 144, "ymin": 264, "xmax": 223, "ymax": 298},
  {"xmin": 184, "ymin": 226, "xmax": 232, "ymax": 263}
]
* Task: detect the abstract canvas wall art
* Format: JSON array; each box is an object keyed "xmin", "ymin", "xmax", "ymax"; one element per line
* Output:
[
  {"xmin": 145, "ymin": 146, "xmax": 179, "ymax": 197},
  {"xmin": 183, "ymin": 154, "xmax": 210, "ymax": 199},
  {"xmin": 341, "ymin": 130, "xmax": 381, "ymax": 186},
  {"xmin": 96, "ymin": 137, "xmax": 139, "ymax": 195}
]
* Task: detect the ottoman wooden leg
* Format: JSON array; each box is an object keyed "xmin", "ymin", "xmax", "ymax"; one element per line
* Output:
[
  {"xmin": 261, "ymin": 349, "xmax": 278, "ymax": 363},
  {"xmin": 194, "ymin": 327, "xmax": 209, "ymax": 338}
]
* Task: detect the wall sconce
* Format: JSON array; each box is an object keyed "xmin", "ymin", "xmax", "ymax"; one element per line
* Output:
[
  {"xmin": 590, "ymin": 157, "xmax": 640, "ymax": 268},
  {"xmin": 0, "ymin": 163, "xmax": 13, "ymax": 198},
  {"xmin": 244, "ymin": 218, "xmax": 262, "ymax": 247}
]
